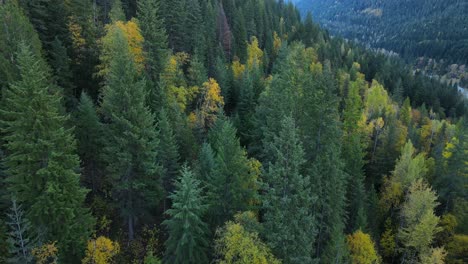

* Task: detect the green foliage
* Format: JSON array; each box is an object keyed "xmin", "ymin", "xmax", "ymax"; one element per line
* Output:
[
  {"xmin": 398, "ymin": 179, "xmax": 441, "ymax": 262},
  {"xmin": 0, "ymin": 44, "xmax": 93, "ymax": 261},
  {"xmin": 0, "ymin": 1, "xmax": 43, "ymax": 90},
  {"xmin": 206, "ymin": 116, "xmax": 258, "ymax": 227},
  {"xmin": 262, "ymin": 116, "xmax": 316, "ymax": 263},
  {"xmin": 137, "ymin": 0, "xmax": 168, "ymax": 81},
  {"xmin": 157, "ymin": 108, "xmax": 180, "ymax": 206},
  {"xmin": 100, "ymin": 28, "xmax": 162, "ymax": 240},
  {"xmin": 163, "ymin": 166, "xmax": 209, "ymax": 264},
  {"xmin": 214, "ymin": 213, "xmax": 280, "ymax": 264}
]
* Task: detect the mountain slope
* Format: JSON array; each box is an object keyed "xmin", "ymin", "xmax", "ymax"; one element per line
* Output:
[{"xmin": 296, "ymin": 0, "xmax": 468, "ymax": 64}]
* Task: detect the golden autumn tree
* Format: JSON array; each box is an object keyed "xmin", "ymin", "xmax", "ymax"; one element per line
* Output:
[
  {"xmin": 247, "ymin": 36, "xmax": 263, "ymax": 70},
  {"xmin": 82, "ymin": 236, "xmax": 120, "ymax": 264},
  {"xmin": 194, "ymin": 78, "xmax": 225, "ymax": 130},
  {"xmin": 32, "ymin": 242, "xmax": 58, "ymax": 264},
  {"xmin": 99, "ymin": 19, "xmax": 145, "ymax": 77},
  {"xmin": 214, "ymin": 213, "xmax": 280, "ymax": 264},
  {"xmin": 346, "ymin": 230, "xmax": 381, "ymax": 264}
]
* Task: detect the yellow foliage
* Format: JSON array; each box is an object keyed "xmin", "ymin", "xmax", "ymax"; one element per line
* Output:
[
  {"xmin": 380, "ymin": 220, "xmax": 396, "ymax": 258},
  {"xmin": 447, "ymin": 234, "xmax": 468, "ymax": 263},
  {"xmin": 273, "ymin": 31, "xmax": 282, "ymax": 55},
  {"xmin": 99, "ymin": 19, "xmax": 145, "ymax": 76},
  {"xmin": 215, "ymin": 220, "xmax": 280, "ymax": 264},
  {"xmin": 379, "ymin": 176, "xmax": 403, "ymax": 213},
  {"xmin": 347, "ymin": 230, "xmax": 381, "ymax": 264},
  {"xmin": 68, "ymin": 18, "xmax": 86, "ymax": 51},
  {"xmin": 232, "ymin": 59, "xmax": 246, "ymax": 79},
  {"xmin": 116, "ymin": 19, "xmax": 145, "ymax": 69},
  {"xmin": 82, "ymin": 236, "xmax": 120, "ymax": 264},
  {"xmin": 443, "ymin": 137, "xmax": 457, "ymax": 159},
  {"xmin": 195, "ymin": 78, "xmax": 224, "ymax": 129},
  {"xmin": 247, "ymin": 36, "xmax": 263, "ymax": 70},
  {"xmin": 32, "ymin": 242, "xmax": 58, "ymax": 264},
  {"xmin": 365, "ymin": 81, "xmax": 395, "ymax": 119},
  {"xmin": 310, "ymin": 62, "xmax": 323, "ymax": 75},
  {"xmin": 420, "ymin": 247, "xmax": 447, "ymax": 264}
]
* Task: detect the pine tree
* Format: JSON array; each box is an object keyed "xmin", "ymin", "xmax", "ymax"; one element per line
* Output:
[
  {"xmin": 0, "ymin": 1, "xmax": 43, "ymax": 90},
  {"xmin": 109, "ymin": 0, "xmax": 126, "ymax": 22},
  {"xmin": 262, "ymin": 116, "xmax": 316, "ymax": 264},
  {"xmin": 163, "ymin": 166, "xmax": 209, "ymax": 264},
  {"xmin": 161, "ymin": 0, "xmax": 187, "ymax": 52},
  {"xmin": 0, "ymin": 44, "xmax": 93, "ymax": 260},
  {"xmin": 157, "ymin": 108, "xmax": 180, "ymax": 208},
  {"xmin": 206, "ymin": 116, "xmax": 257, "ymax": 227},
  {"xmin": 196, "ymin": 142, "xmax": 216, "ymax": 185},
  {"xmin": 100, "ymin": 28, "xmax": 162, "ymax": 241},
  {"xmin": 74, "ymin": 92, "xmax": 106, "ymax": 194},
  {"xmin": 137, "ymin": 0, "xmax": 169, "ymax": 81},
  {"xmin": 50, "ymin": 37, "xmax": 75, "ymax": 108},
  {"xmin": 342, "ymin": 79, "xmax": 368, "ymax": 232},
  {"xmin": 6, "ymin": 200, "xmax": 35, "ymax": 264}
]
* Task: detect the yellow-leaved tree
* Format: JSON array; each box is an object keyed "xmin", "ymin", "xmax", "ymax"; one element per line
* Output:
[
  {"xmin": 247, "ymin": 36, "xmax": 263, "ymax": 70},
  {"xmin": 214, "ymin": 212, "xmax": 280, "ymax": 264},
  {"xmin": 99, "ymin": 19, "xmax": 145, "ymax": 77},
  {"xmin": 194, "ymin": 78, "xmax": 224, "ymax": 130},
  {"xmin": 82, "ymin": 236, "xmax": 120, "ymax": 264},
  {"xmin": 346, "ymin": 230, "xmax": 381, "ymax": 264}
]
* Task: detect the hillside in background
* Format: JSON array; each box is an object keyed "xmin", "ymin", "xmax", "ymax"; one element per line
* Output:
[
  {"xmin": 0, "ymin": 0, "xmax": 467, "ymax": 263},
  {"xmin": 295, "ymin": 0, "xmax": 468, "ymax": 64}
]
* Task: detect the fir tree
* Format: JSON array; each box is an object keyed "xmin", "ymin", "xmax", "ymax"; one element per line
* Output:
[
  {"xmin": 163, "ymin": 166, "xmax": 209, "ymax": 264},
  {"xmin": 74, "ymin": 92, "xmax": 105, "ymax": 194},
  {"xmin": 262, "ymin": 116, "xmax": 316, "ymax": 264},
  {"xmin": 206, "ymin": 116, "xmax": 257, "ymax": 227},
  {"xmin": 137, "ymin": 0, "xmax": 169, "ymax": 81},
  {"xmin": 100, "ymin": 28, "xmax": 162, "ymax": 241},
  {"xmin": 6, "ymin": 200, "xmax": 35, "ymax": 264},
  {"xmin": 157, "ymin": 108, "xmax": 180, "ymax": 209},
  {"xmin": 0, "ymin": 44, "xmax": 93, "ymax": 261}
]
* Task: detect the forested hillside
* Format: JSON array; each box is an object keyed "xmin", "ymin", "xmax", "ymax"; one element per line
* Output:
[
  {"xmin": 0, "ymin": 0, "xmax": 467, "ymax": 263},
  {"xmin": 295, "ymin": 0, "xmax": 468, "ymax": 65}
]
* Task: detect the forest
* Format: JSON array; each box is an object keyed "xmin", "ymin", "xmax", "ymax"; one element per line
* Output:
[
  {"xmin": 295, "ymin": 0, "xmax": 468, "ymax": 65},
  {"xmin": 0, "ymin": 0, "xmax": 467, "ymax": 263}
]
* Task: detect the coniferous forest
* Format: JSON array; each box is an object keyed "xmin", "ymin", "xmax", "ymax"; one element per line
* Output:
[{"xmin": 0, "ymin": 0, "xmax": 467, "ymax": 263}]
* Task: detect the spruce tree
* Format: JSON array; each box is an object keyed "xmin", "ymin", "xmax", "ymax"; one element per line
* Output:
[
  {"xmin": 74, "ymin": 92, "xmax": 106, "ymax": 193},
  {"xmin": 163, "ymin": 166, "xmax": 209, "ymax": 264},
  {"xmin": 161, "ymin": 0, "xmax": 187, "ymax": 52},
  {"xmin": 206, "ymin": 116, "xmax": 257, "ymax": 227},
  {"xmin": 100, "ymin": 28, "xmax": 162, "ymax": 241},
  {"xmin": 0, "ymin": 43, "xmax": 93, "ymax": 261},
  {"xmin": 6, "ymin": 200, "xmax": 35, "ymax": 264},
  {"xmin": 262, "ymin": 116, "xmax": 316, "ymax": 264},
  {"xmin": 137, "ymin": 0, "xmax": 169, "ymax": 81},
  {"xmin": 157, "ymin": 108, "xmax": 180, "ymax": 208}
]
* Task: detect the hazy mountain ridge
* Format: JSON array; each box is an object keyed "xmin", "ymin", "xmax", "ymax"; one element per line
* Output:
[{"xmin": 295, "ymin": 0, "xmax": 468, "ymax": 64}]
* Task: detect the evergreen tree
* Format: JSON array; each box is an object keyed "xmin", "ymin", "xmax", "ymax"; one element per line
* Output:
[
  {"xmin": 342, "ymin": 79, "xmax": 368, "ymax": 232},
  {"xmin": 74, "ymin": 92, "xmax": 106, "ymax": 194},
  {"xmin": 262, "ymin": 116, "xmax": 316, "ymax": 264},
  {"xmin": 206, "ymin": 116, "xmax": 258, "ymax": 227},
  {"xmin": 157, "ymin": 108, "xmax": 180, "ymax": 208},
  {"xmin": 6, "ymin": 200, "xmax": 35, "ymax": 264},
  {"xmin": 196, "ymin": 142, "xmax": 216, "ymax": 184},
  {"xmin": 137, "ymin": 0, "xmax": 169, "ymax": 81},
  {"xmin": 0, "ymin": 1, "xmax": 43, "ymax": 90},
  {"xmin": 163, "ymin": 166, "xmax": 209, "ymax": 264},
  {"xmin": 161, "ymin": 0, "xmax": 187, "ymax": 52},
  {"xmin": 0, "ymin": 44, "xmax": 93, "ymax": 261},
  {"xmin": 100, "ymin": 28, "xmax": 162, "ymax": 241},
  {"xmin": 109, "ymin": 0, "xmax": 126, "ymax": 22}
]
